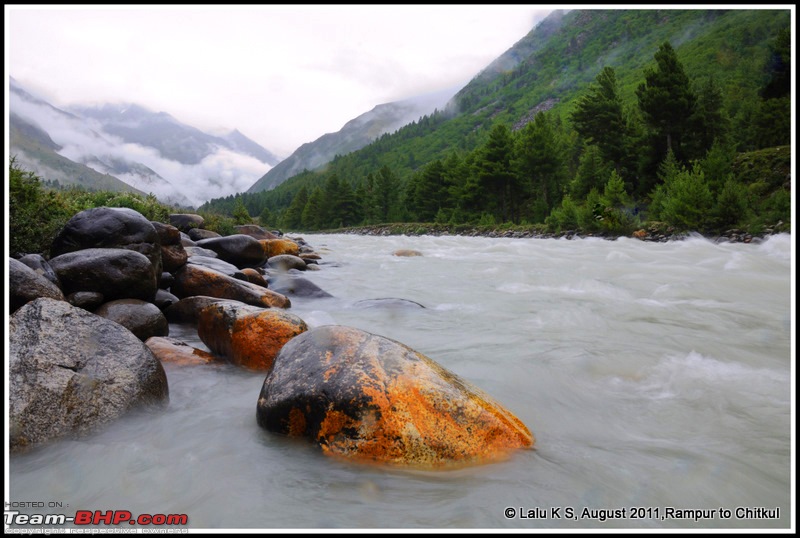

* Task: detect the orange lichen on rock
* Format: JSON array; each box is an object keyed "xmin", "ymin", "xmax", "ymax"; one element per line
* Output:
[
  {"xmin": 198, "ymin": 301, "xmax": 308, "ymax": 371},
  {"xmin": 256, "ymin": 325, "xmax": 533, "ymax": 469},
  {"xmin": 261, "ymin": 238, "xmax": 300, "ymax": 258}
]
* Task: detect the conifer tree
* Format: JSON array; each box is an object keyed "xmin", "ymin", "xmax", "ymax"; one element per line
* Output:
[{"xmin": 636, "ymin": 42, "xmax": 697, "ymax": 162}]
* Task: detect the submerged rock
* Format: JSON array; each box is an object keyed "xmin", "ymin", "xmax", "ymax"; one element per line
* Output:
[
  {"xmin": 393, "ymin": 249, "xmax": 423, "ymax": 257},
  {"xmin": 256, "ymin": 325, "xmax": 533, "ymax": 468},
  {"xmin": 353, "ymin": 298, "xmax": 425, "ymax": 309}
]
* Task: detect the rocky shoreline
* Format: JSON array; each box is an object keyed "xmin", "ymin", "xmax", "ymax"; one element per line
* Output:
[
  {"xmin": 326, "ymin": 222, "xmax": 789, "ymax": 244},
  {"xmin": 9, "ymin": 207, "xmax": 533, "ymax": 467}
]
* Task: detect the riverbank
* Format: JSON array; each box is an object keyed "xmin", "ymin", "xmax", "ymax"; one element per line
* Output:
[{"xmin": 316, "ymin": 221, "xmax": 789, "ymax": 244}]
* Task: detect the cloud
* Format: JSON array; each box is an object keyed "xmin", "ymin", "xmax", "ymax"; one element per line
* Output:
[
  {"xmin": 10, "ymin": 89, "xmax": 271, "ymax": 208},
  {"xmin": 6, "ymin": 6, "xmax": 551, "ymax": 157}
]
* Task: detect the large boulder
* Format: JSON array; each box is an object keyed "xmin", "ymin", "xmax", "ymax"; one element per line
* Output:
[
  {"xmin": 9, "ymin": 258, "xmax": 65, "ymax": 313},
  {"xmin": 195, "ymin": 234, "xmax": 268, "ymax": 268},
  {"xmin": 172, "ymin": 264, "xmax": 290, "ymax": 309},
  {"xmin": 93, "ymin": 299, "xmax": 169, "ymax": 341},
  {"xmin": 197, "ymin": 301, "xmax": 308, "ymax": 371},
  {"xmin": 256, "ymin": 325, "xmax": 533, "ymax": 468},
  {"xmin": 9, "ymin": 298, "xmax": 169, "ymax": 452},
  {"xmin": 49, "ymin": 248, "xmax": 158, "ymax": 302},
  {"xmin": 50, "ymin": 207, "xmax": 162, "ymax": 277}
]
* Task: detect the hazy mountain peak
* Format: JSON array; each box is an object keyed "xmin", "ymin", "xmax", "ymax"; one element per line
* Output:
[
  {"xmin": 246, "ymin": 83, "xmax": 460, "ymax": 192},
  {"xmin": 9, "ymin": 78, "xmax": 283, "ymax": 208}
]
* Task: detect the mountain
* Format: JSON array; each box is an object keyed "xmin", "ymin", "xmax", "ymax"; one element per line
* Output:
[
  {"xmin": 10, "ymin": 112, "xmax": 150, "ymax": 196},
  {"xmin": 9, "ymin": 78, "xmax": 282, "ymax": 208},
  {"xmin": 246, "ymin": 85, "xmax": 458, "ymax": 193},
  {"xmin": 70, "ymin": 103, "xmax": 281, "ymax": 166},
  {"xmin": 213, "ymin": 8, "xmax": 790, "ymax": 220}
]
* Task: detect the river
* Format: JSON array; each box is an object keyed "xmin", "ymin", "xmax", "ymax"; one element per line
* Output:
[{"xmin": 7, "ymin": 233, "xmax": 794, "ymax": 530}]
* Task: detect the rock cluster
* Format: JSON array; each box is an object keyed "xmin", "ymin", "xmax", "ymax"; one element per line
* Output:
[{"xmin": 9, "ymin": 207, "xmax": 534, "ymax": 469}]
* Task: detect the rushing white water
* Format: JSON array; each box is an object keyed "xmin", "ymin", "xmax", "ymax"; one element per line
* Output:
[{"xmin": 8, "ymin": 233, "xmax": 793, "ymax": 530}]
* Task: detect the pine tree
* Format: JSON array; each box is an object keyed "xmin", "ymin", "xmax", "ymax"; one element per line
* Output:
[
  {"xmin": 283, "ymin": 186, "xmax": 308, "ymax": 229},
  {"xmin": 516, "ymin": 112, "xmax": 567, "ymax": 222},
  {"xmin": 571, "ymin": 66, "xmax": 627, "ymax": 167},
  {"xmin": 689, "ymin": 76, "xmax": 729, "ymax": 159},
  {"xmin": 636, "ymin": 42, "xmax": 697, "ymax": 162},
  {"xmin": 302, "ymin": 187, "xmax": 325, "ymax": 230},
  {"xmin": 232, "ymin": 197, "xmax": 252, "ymax": 225},
  {"xmin": 569, "ymin": 144, "xmax": 612, "ymax": 200},
  {"xmin": 476, "ymin": 123, "xmax": 516, "ymax": 222}
]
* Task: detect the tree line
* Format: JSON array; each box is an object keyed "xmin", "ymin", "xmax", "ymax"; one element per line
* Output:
[{"xmin": 205, "ymin": 34, "xmax": 791, "ymax": 236}]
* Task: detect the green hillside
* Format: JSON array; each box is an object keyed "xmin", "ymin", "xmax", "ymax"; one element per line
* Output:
[
  {"xmin": 200, "ymin": 8, "xmax": 791, "ymax": 236},
  {"xmin": 10, "ymin": 114, "xmax": 148, "ymax": 195}
]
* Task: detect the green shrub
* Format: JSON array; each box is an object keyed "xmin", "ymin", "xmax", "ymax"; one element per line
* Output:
[
  {"xmin": 9, "ymin": 159, "xmax": 74, "ymax": 256},
  {"xmin": 660, "ymin": 164, "xmax": 714, "ymax": 231}
]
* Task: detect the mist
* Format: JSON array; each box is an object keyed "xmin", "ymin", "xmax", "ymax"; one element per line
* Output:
[{"xmin": 10, "ymin": 84, "xmax": 273, "ymax": 208}]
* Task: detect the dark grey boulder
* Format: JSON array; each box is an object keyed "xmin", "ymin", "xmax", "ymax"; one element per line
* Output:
[
  {"xmin": 154, "ymin": 289, "xmax": 180, "ymax": 311},
  {"xmin": 9, "ymin": 258, "xmax": 65, "ymax": 313},
  {"xmin": 67, "ymin": 291, "xmax": 105, "ymax": 310},
  {"xmin": 169, "ymin": 213, "xmax": 204, "ymax": 232},
  {"xmin": 164, "ymin": 296, "xmax": 227, "ymax": 325},
  {"xmin": 195, "ymin": 234, "xmax": 267, "ymax": 268},
  {"xmin": 94, "ymin": 299, "xmax": 169, "ymax": 341},
  {"xmin": 267, "ymin": 275, "xmax": 334, "ymax": 298},
  {"xmin": 159, "ymin": 272, "xmax": 175, "ymax": 290},
  {"xmin": 50, "ymin": 206, "xmax": 163, "ymax": 277},
  {"xmin": 50, "ymin": 248, "xmax": 158, "ymax": 302},
  {"xmin": 9, "ymin": 298, "xmax": 169, "ymax": 452},
  {"xmin": 17, "ymin": 254, "xmax": 62, "ymax": 288}
]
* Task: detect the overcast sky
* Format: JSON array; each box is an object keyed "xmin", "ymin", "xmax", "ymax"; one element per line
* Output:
[{"xmin": 5, "ymin": 5, "xmax": 552, "ymax": 157}]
